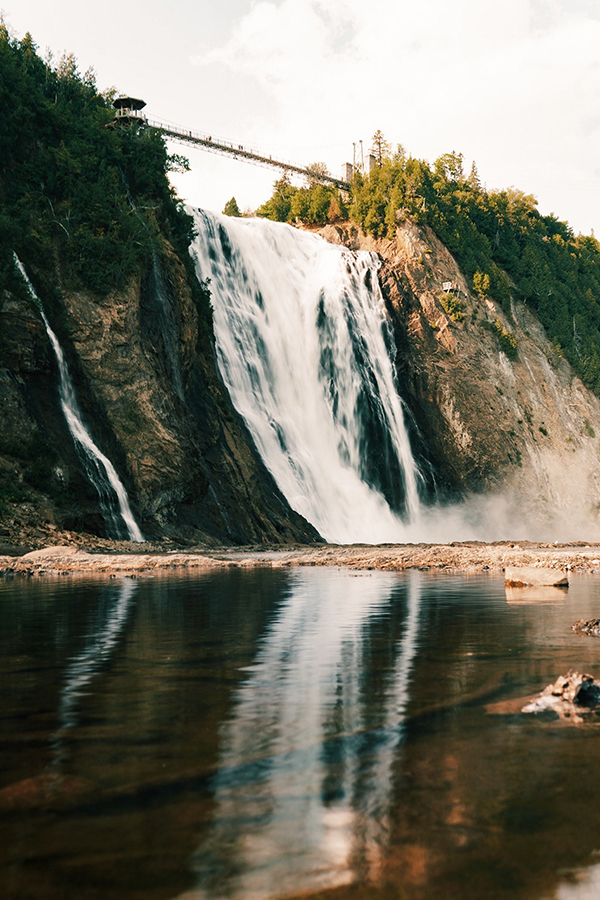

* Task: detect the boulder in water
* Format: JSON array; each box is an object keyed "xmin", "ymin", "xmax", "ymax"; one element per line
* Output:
[
  {"xmin": 0, "ymin": 773, "xmax": 92, "ymax": 810},
  {"xmin": 572, "ymin": 618, "xmax": 600, "ymax": 637},
  {"xmin": 504, "ymin": 565, "xmax": 568, "ymax": 587},
  {"xmin": 522, "ymin": 670, "xmax": 600, "ymax": 719}
]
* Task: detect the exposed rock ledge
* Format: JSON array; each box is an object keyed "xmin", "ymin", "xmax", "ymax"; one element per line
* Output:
[{"xmin": 3, "ymin": 542, "xmax": 600, "ymax": 577}]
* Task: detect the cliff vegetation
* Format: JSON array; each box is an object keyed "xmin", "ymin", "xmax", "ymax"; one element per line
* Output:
[{"xmin": 0, "ymin": 25, "xmax": 201, "ymax": 301}]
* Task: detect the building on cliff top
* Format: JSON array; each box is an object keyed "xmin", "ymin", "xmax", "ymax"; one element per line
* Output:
[{"xmin": 111, "ymin": 96, "xmax": 147, "ymax": 126}]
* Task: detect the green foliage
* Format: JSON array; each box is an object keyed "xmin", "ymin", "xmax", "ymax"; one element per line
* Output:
[
  {"xmin": 256, "ymin": 174, "xmax": 296, "ymax": 222},
  {"xmin": 166, "ymin": 153, "xmax": 191, "ymax": 174},
  {"xmin": 370, "ymin": 130, "xmax": 391, "ymax": 166},
  {"xmin": 0, "ymin": 29, "xmax": 195, "ymax": 297},
  {"xmin": 256, "ymin": 174, "xmax": 347, "ymax": 226},
  {"xmin": 439, "ymin": 292, "xmax": 466, "ymax": 322},
  {"xmin": 223, "ymin": 196, "xmax": 242, "ymax": 217},
  {"xmin": 472, "ymin": 271, "xmax": 490, "ymax": 298},
  {"xmin": 494, "ymin": 319, "xmax": 518, "ymax": 360}
]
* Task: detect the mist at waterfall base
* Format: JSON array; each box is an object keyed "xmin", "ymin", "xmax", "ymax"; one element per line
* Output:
[
  {"xmin": 191, "ymin": 211, "xmax": 599, "ymax": 544},
  {"xmin": 14, "ymin": 257, "xmax": 143, "ymax": 542}
]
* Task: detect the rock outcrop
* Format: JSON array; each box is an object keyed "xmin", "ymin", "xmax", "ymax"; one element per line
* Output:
[{"xmin": 522, "ymin": 670, "xmax": 600, "ymax": 719}]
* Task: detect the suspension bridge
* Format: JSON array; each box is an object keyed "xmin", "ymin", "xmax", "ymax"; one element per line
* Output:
[{"xmin": 112, "ymin": 97, "xmax": 352, "ymax": 192}]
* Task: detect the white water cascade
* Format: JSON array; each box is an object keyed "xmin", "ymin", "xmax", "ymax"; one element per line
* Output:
[
  {"xmin": 191, "ymin": 210, "xmax": 423, "ymax": 544},
  {"xmin": 14, "ymin": 257, "xmax": 144, "ymax": 542}
]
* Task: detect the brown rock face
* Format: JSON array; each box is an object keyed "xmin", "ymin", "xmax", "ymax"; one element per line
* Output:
[
  {"xmin": 313, "ymin": 221, "xmax": 600, "ymax": 539},
  {"xmin": 0, "ymin": 246, "xmax": 320, "ymax": 545}
]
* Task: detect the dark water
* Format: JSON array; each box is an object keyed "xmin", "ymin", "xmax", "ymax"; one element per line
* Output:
[{"xmin": 3, "ymin": 569, "xmax": 600, "ymax": 900}]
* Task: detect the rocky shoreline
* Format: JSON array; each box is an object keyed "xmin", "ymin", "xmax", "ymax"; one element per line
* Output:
[{"xmin": 3, "ymin": 538, "xmax": 600, "ymax": 578}]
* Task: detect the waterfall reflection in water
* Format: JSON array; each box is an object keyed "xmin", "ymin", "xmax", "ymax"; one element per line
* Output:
[
  {"xmin": 50, "ymin": 579, "xmax": 138, "ymax": 768},
  {"xmin": 183, "ymin": 570, "xmax": 422, "ymax": 900}
]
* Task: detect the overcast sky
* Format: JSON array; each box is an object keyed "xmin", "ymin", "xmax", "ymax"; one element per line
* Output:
[{"xmin": 3, "ymin": 0, "xmax": 600, "ymax": 235}]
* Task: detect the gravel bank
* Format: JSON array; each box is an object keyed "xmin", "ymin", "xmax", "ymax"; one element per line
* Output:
[{"xmin": 2, "ymin": 541, "xmax": 600, "ymax": 577}]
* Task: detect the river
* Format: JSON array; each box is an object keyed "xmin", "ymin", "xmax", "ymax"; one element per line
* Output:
[{"xmin": 2, "ymin": 569, "xmax": 600, "ymax": 899}]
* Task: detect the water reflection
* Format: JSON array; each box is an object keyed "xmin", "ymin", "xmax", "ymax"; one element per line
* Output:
[
  {"xmin": 50, "ymin": 578, "xmax": 137, "ymax": 767},
  {"xmin": 557, "ymin": 861, "xmax": 600, "ymax": 899},
  {"xmin": 183, "ymin": 570, "xmax": 422, "ymax": 899},
  {"xmin": 505, "ymin": 585, "xmax": 569, "ymax": 605}
]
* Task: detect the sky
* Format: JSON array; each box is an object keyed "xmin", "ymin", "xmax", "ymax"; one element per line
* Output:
[{"xmin": 3, "ymin": 0, "xmax": 600, "ymax": 235}]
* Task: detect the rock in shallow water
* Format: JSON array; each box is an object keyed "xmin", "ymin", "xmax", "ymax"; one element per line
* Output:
[
  {"xmin": 522, "ymin": 670, "xmax": 600, "ymax": 719},
  {"xmin": 505, "ymin": 565, "xmax": 569, "ymax": 587},
  {"xmin": 572, "ymin": 618, "xmax": 600, "ymax": 636}
]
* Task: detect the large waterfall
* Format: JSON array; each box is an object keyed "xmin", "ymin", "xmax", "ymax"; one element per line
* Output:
[
  {"xmin": 14, "ymin": 258, "xmax": 144, "ymax": 543},
  {"xmin": 191, "ymin": 211, "xmax": 423, "ymax": 544}
]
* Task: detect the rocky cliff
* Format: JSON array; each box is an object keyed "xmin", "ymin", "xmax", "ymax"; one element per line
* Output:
[
  {"xmin": 316, "ymin": 220, "xmax": 600, "ymax": 539},
  {"xmin": 0, "ymin": 245, "xmax": 320, "ymax": 547}
]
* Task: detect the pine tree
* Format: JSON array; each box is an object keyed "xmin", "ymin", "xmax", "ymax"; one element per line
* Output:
[
  {"xmin": 223, "ymin": 197, "xmax": 241, "ymax": 217},
  {"xmin": 370, "ymin": 130, "xmax": 391, "ymax": 166}
]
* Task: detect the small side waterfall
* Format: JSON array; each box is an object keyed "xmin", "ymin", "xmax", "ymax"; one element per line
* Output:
[
  {"xmin": 191, "ymin": 211, "xmax": 422, "ymax": 544},
  {"xmin": 14, "ymin": 257, "xmax": 144, "ymax": 542}
]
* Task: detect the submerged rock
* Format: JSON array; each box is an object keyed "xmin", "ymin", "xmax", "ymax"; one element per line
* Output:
[
  {"xmin": 522, "ymin": 670, "xmax": 600, "ymax": 719},
  {"xmin": 0, "ymin": 773, "xmax": 92, "ymax": 811}
]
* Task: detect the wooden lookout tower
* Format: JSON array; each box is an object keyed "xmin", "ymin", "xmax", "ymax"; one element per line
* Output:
[{"xmin": 111, "ymin": 96, "xmax": 147, "ymax": 126}]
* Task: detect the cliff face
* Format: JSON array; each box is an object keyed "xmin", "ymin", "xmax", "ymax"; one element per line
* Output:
[
  {"xmin": 5, "ymin": 211, "xmax": 600, "ymax": 548},
  {"xmin": 0, "ymin": 246, "xmax": 320, "ymax": 546},
  {"xmin": 317, "ymin": 221, "xmax": 600, "ymax": 538}
]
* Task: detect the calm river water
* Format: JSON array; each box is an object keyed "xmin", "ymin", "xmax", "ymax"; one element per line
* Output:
[{"xmin": 2, "ymin": 568, "xmax": 600, "ymax": 900}]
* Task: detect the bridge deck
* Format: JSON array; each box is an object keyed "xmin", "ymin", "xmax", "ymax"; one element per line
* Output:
[{"xmin": 146, "ymin": 118, "xmax": 351, "ymax": 192}]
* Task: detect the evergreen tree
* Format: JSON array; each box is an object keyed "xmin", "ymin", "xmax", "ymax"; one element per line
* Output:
[
  {"xmin": 223, "ymin": 196, "xmax": 242, "ymax": 217},
  {"xmin": 370, "ymin": 130, "xmax": 391, "ymax": 166}
]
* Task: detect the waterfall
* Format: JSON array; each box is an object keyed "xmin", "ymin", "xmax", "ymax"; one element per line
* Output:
[
  {"xmin": 191, "ymin": 210, "xmax": 422, "ymax": 544},
  {"xmin": 14, "ymin": 257, "xmax": 144, "ymax": 542}
]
